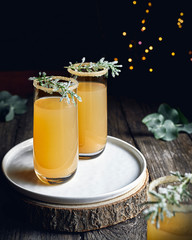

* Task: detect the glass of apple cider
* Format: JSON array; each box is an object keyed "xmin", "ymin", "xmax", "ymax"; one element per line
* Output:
[
  {"xmin": 68, "ymin": 64, "xmax": 108, "ymax": 159},
  {"xmin": 147, "ymin": 210, "xmax": 192, "ymax": 240},
  {"xmin": 146, "ymin": 175, "xmax": 192, "ymax": 240},
  {"xmin": 33, "ymin": 76, "xmax": 79, "ymax": 184}
]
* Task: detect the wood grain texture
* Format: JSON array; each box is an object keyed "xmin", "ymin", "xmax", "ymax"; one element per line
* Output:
[
  {"xmin": 17, "ymin": 170, "xmax": 148, "ymax": 233},
  {"xmin": 120, "ymin": 98, "xmax": 192, "ymax": 180},
  {"xmin": 1, "ymin": 94, "xmax": 192, "ymax": 239}
]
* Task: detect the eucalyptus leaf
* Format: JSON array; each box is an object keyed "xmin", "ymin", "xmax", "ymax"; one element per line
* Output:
[
  {"xmin": 142, "ymin": 113, "xmax": 164, "ymax": 124},
  {"xmin": 158, "ymin": 104, "xmax": 179, "ymax": 124},
  {"xmin": 177, "ymin": 108, "xmax": 189, "ymax": 124},
  {"xmin": 0, "ymin": 91, "xmax": 12, "ymax": 101},
  {"xmin": 14, "ymin": 101, "xmax": 28, "ymax": 114},
  {"xmin": 0, "ymin": 91, "xmax": 28, "ymax": 122},
  {"xmin": 153, "ymin": 126, "xmax": 166, "ymax": 139},
  {"xmin": 161, "ymin": 120, "xmax": 178, "ymax": 141},
  {"xmin": 5, "ymin": 106, "xmax": 15, "ymax": 122},
  {"xmin": 145, "ymin": 118, "xmax": 163, "ymax": 132},
  {"xmin": 177, "ymin": 123, "xmax": 192, "ymax": 134},
  {"xmin": 142, "ymin": 103, "xmax": 192, "ymax": 141}
]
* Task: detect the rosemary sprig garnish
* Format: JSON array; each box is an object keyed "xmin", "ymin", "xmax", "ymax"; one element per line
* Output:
[
  {"xmin": 67, "ymin": 57, "xmax": 123, "ymax": 78},
  {"xmin": 29, "ymin": 72, "xmax": 82, "ymax": 104},
  {"xmin": 143, "ymin": 171, "xmax": 192, "ymax": 228}
]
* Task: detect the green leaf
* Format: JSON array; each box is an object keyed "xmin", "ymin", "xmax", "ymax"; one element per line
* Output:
[
  {"xmin": 0, "ymin": 91, "xmax": 28, "ymax": 122},
  {"xmin": 153, "ymin": 126, "xmax": 166, "ymax": 139},
  {"xmin": 14, "ymin": 101, "xmax": 28, "ymax": 114},
  {"xmin": 161, "ymin": 120, "xmax": 178, "ymax": 141},
  {"xmin": 0, "ymin": 91, "xmax": 12, "ymax": 101},
  {"xmin": 6, "ymin": 95, "xmax": 21, "ymax": 105},
  {"xmin": 5, "ymin": 106, "xmax": 15, "ymax": 122},
  {"xmin": 158, "ymin": 104, "xmax": 179, "ymax": 124},
  {"xmin": 142, "ymin": 113, "xmax": 164, "ymax": 124},
  {"xmin": 145, "ymin": 118, "xmax": 163, "ymax": 132},
  {"xmin": 177, "ymin": 108, "xmax": 189, "ymax": 124},
  {"xmin": 177, "ymin": 123, "xmax": 192, "ymax": 134}
]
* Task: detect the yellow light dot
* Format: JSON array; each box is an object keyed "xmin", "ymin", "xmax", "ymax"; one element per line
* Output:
[
  {"xmin": 141, "ymin": 19, "xmax": 146, "ymax": 24},
  {"xmin": 149, "ymin": 68, "xmax": 153, "ymax": 72},
  {"xmin": 171, "ymin": 52, "xmax": 175, "ymax": 56},
  {"xmin": 149, "ymin": 46, "xmax": 153, "ymax": 50},
  {"xmin": 128, "ymin": 58, "xmax": 133, "ymax": 62},
  {"xmin": 158, "ymin": 37, "xmax": 163, "ymax": 41},
  {"xmin": 146, "ymin": 9, "xmax": 149, "ymax": 13},
  {"xmin": 180, "ymin": 12, "xmax": 184, "ymax": 16},
  {"xmin": 178, "ymin": 18, "xmax": 184, "ymax": 23},
  {"xmin": 189, "ymin": 50, "xmax": 192, "ymax": 55},
  {"xmin": 148, "ymin": 2, "xmax": 152, "ymax": 7},
  {"xmin": 141, "ymin": 26, "xmax": 146, "ymax": 32},
  {"xmin": 178, "ymin": 25, "xmax": 182, "ymax": 28},
  {"xmin": 129, "ymin": 66, "xmax": 134, "ymax": 70},
  {"xmin": 122, "ymin": 32, "xmax": 127, "ymax": 36},
  {"xmin": 142, "ymin": 56, "xmax": 146, "ymax": 61},
  {"xmin": 133, "ymin": 1, "xmax": 137, "ymax": 5},
  {"xmin": 129, "ymin": 44, "xmax": 133, "ymax": 48},
  {"xmin": 114, "ymin": 57, "xmax": 118, "ymax": 61},
  {"xmin": 145, "ymin": 49, "xmax": 149, "ymax": 53}
]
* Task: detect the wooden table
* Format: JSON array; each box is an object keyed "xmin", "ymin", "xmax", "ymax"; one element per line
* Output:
[{"xmin": 0, "ymin": 95, "xmax": 192, "ymax": 240}]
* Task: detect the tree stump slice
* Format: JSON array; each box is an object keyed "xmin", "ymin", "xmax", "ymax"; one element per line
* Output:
[{"xmin": 21, "ymin": 169, "xmax": 149, "ymax": 232}]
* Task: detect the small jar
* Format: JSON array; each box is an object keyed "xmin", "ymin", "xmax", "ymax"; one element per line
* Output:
[
  {"xmin": 68, "ymin": 64, "xmax": 108, "ymax": 159},
  {"xmin": 33, "ymin": 76, "xmax": 79, "ymax": 184}
]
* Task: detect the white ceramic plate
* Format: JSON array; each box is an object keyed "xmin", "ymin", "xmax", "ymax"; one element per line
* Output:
[{"xmin": 2, "ymin": 136, "xmax": 146, "ymax": 204}]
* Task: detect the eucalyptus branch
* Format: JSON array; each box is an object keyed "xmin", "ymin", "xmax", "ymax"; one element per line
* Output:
[
  {"xmin": 67, "ymin": 57, "xmax": 123, "ymax": 78},
  {"xmin": 143, "ymin": 171, "xmax": 192, "ymax": 228},
  {"xmin": 29, "ymin": 72, "xmax": 82, "ymax": 104}
]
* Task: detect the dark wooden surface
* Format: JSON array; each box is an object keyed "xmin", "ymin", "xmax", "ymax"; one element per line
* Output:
[{"xmin": 0, "ymin": 93, "xmax": 192, "ymax": 240}]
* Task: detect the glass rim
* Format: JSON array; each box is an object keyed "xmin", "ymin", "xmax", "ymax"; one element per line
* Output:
[
  {"xmin": 67, "ymin": 62, "xmax": 108, "ymax": 77},
  {"xmin": 33, "ymin": 76, "xmax": 79, "ymax": 93},
  {"xmin": 148, "ymin": 175, "xmax": 192, "ymax": 213}
]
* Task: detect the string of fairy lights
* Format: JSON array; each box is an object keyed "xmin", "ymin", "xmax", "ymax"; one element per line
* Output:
[{"xmin": 114, "ymin": 1, "xmax": 191, "ymax": 73}]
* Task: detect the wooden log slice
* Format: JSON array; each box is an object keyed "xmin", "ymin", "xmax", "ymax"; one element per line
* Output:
[{"xmin": 20, "ymin": 169, "xmax": 149, "ymax": 232}]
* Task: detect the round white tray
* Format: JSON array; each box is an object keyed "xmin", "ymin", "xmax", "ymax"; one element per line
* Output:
[{"xmin": 2, "ymin": 136, "xmax": 146, "ymax": 205}]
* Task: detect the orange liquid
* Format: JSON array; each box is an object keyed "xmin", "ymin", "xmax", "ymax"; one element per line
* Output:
[
  {"xmin": 77, "ymin": 82, "xmax": 107, "ymax": 154},
  {"xmin": 33, "ymin": 97, "xmax": 78, "ymax": 180},
  {"xmin": 147, "ymin": 212, "xmax": 192, "ymax": 240}
]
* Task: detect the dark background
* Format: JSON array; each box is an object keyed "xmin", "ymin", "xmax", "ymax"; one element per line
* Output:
[{"xmin": 0, "ymin": 1, "xmax": 191, "ymax": 116}]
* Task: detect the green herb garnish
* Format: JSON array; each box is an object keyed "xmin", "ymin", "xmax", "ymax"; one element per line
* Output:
[
  {"xmin": 0, "ymin": 91, "xmax": 28, "ymax": 122},
  {"xmin": 67, "ymin": 57, "xmax": 123, "ymax": 78},
  {"xmin": 143, "ymin": 171, "xmax": 192, "ymax": 228},
  {"xmin": 142, "ymin": 103, "xmax": 192, "ymax": 141},
  {"xmin": 29, "ymin": 72, "xmax": 82, "ymax": 104}
]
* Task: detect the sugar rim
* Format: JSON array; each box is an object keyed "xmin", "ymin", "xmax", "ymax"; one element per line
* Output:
[
  {"xmin": 33, "ymin": 76, "xmax": 78, "ymax": 93},
  {"xmin": 67, "ymin": 62, "xmax": 108, "ymax": 77},
  {"xmin": 148, "ymin": 175, "xmax": 192, "ymax": 213}
]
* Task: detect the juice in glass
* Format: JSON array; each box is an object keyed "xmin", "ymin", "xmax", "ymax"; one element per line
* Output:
[
  {"xmin": 68, "ymin": 65, "xmax": 108, "ymax": 159},
  {"xmin": 33, "ymin": 76, "xmax": 79, "ymax": 184},
  {"xmin": 146, "ymin": 174, "xmax": 192, "ymax": 240},
  {"xmin": 78, "ymin": 81, "xmax": 107, "ymax": 155},
  {"xmin": 147, "ymin": 212, "xmax": 192, "ymax": 240}
]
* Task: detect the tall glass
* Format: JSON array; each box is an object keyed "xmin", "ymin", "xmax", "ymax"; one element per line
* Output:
[
  {"xmin": 33, "ymin": 76, "xmax": 79, "ymax": 184},
  {"xmin": 68, "ymin": 64, "xmax": 108, "ymax": 159},
  {"xmin": 147, "ymin": 176, "xmax": 192, "ymax": 240}
]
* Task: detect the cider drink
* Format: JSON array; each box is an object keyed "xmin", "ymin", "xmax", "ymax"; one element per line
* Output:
[
  {"xmin": 147, "ymin": 212, "xmax": 192, "ymax": 240},
  {"xmin": 78, "ymin": 81, "xmax": 107, "ymax": 155},
  {"xmin": 33, "ymin": 76, "xmax": 79, "ymax": 184},
  {"xmin": 68, "ymin": 64, "xmax": 108, "ymax": 159},
  {"xmin": 146, "ymin": 174, "xmax": 192, "ymax": 240}
]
